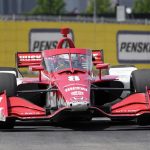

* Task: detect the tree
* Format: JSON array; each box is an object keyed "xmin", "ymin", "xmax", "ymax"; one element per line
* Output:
[
  {"xmin": 86, "ymin": 0, "xmax": 112, "ymax": 14},
  {"xmin": 31, "ymin": 0, "xmax": 66, "ymax": 15},
  {"xmin": 133, "ymin": 0, "xmax": 150, "ymax": 13}
]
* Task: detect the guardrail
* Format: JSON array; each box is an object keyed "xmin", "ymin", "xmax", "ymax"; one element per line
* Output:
[{"xmin": 0, "ymin": 15, "xmax": 150, "ymax": 24}]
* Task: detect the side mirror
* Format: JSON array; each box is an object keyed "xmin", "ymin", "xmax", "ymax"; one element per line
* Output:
[
  {"xmin": 96, "ymin": 63, "xmax": 109, "ymax": 70},
  {"xmin": 30, "ymin": 65, "xmax": 44, "ymax": 81},
  {"xmin": 96, "ymin": 63, "xmax": 109, "ymax": 80},
  {"xmin": 30, "ymin": 65, "xmax": 44, "ymax": 71}
]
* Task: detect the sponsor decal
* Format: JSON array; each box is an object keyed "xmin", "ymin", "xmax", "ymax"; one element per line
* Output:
[
  {"xmin": 20, "ymin": 112, "xmax": 41, "ymax": 115},
  {"xmin": 72, "ymin": 96, "xmax": 84, "ymax": 100},
  {"xmin": 29, "ymin": 29, "xmax": 74, "ymax": 52},
  {"xmin": 114, "ymin": 109, "xmax": 137, "ymax": 113},
  {"xmin": 71, "ymin": 91, "xmax": 84, "ymax": 96},
  {"xmin": 65, "ymin": 86, "xmax": 87, "ymax": 92},
  {"xmin": 18, "ymin": 54, "xmax": 42, "ymax": 61},
  {"xmin": 68, "ymin": 76, "xmax": 80, "ymax": 81},
  {"xmin": 117, "ymin": 31, "xmax": 150, "ymax": 63},
  {"xmin": 92, "ymin": 50, "xmax": 103, "ymax": 64}
]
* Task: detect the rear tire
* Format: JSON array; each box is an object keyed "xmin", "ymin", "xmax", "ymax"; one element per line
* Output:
[
  {"xmin": 0, "ymin": 67, "xmax": 21, "ymax": 77},
  {"xmin": 0, "ymin": 73, "xmax": 17, "ymax": 97},
  {"xmin": 131, "ymin": 69, "xmax": 150, "ymax": 93}
]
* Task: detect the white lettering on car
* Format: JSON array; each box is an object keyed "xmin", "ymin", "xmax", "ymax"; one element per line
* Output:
[
  {"xmin": 71, "ymin": 91, "xmax": 84, "ymax": 96},
  {"xmin": 19, "ymin": 55, "xmax": 42, "ymax": 61},
  {"xmin": 65, "ymin": 87, "xmax": 87, "ymax": 92},
  {"xmin": 68, "ymin": 76, "xmax": 80, "ymax": 81}
]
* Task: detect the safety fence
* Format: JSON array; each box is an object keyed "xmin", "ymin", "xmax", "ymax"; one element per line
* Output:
[{"xmin": 0, "ymin": 15, "xmax": 150, "ymax": 25}]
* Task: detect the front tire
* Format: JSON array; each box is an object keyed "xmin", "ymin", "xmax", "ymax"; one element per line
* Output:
[{"xmin": 0, "ymin": 118, "xmax": 15, "ymax": 129}]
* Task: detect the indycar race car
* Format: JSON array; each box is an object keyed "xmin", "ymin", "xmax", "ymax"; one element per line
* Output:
[{"xmin": 0, "ymin": 28, "xmax": 150, "ymax": 129}]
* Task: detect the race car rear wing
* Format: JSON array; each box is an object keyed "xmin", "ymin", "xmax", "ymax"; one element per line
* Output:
[
  {"xmin": 16, "ymin": 50, "xmax": 103, "ymax": 68},
  {"xmin": 92, "ymin": 50, "xmax": 104, "ymax": 65},
  {"xmin": 16, "ymin": 52, "xmax": 42, "ymax": 68}
]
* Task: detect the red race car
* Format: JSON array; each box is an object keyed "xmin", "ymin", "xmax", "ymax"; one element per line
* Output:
[{"xmin": 0, "ymin": 28, "xmax": 150, "ymax": 129}]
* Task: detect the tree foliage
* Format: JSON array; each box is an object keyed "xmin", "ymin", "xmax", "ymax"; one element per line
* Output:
[
  {"xmin": 86, "ymin": 0, "xmax": 112, "ymax": 14},
  {"xmin": 133, "ymin": 0, "xmax": 150, "ymax": 13},
  {"xmin": 31, "ymin": 0, "xmax": 65, "ymax": 15}
]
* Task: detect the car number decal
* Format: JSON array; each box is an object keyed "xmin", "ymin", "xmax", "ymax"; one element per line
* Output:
[{"xmin": 68, "ymin": 76, "xmax": 80, "ymax": 81}]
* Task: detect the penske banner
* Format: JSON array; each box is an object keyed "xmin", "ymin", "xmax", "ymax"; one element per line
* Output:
[
  {"xmin": 117, "ymin": 31, "xmax": 150, "ymax": 63},
  {"xmin": 29, "ymin": 29, "xmax": 74, "ymax": 52}
]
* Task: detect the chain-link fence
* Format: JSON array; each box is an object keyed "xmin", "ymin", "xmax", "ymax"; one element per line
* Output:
[{"xmin": 0, "ymin": 15, "xmax": 150, "ymax": 25}]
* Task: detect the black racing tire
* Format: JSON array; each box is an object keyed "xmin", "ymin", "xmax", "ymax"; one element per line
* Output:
[
  {"xmin": 0, "ymin": 73, "xmax": 17, "ymax": 97},
  {"xmin": 131, "ymin": 69, "xmax": 150, "ymax": 93},
  {"xmin": 0, "ymin": 118, "xmax": 15, "ymax": 129},
  {"xmin": 0, "ymin": 67, "xmax": 21, "ymax": 77}
]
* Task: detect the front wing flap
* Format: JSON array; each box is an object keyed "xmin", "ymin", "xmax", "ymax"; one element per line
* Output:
[{"xmin": 0, "ymin": 91, "xmax": 8, "ymax": 121}]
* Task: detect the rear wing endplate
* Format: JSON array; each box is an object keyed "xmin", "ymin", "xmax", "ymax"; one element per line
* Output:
[
  {"xmin": 16, "ymin": 52, "xmax": 42, "ymax": 68},
  {"xmin": 92, "ymin": 50, "xmax": 104, "ymax": 65}
]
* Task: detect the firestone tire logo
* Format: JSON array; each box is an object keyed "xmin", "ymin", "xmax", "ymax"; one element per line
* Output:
[{"xmin": 29, "ymin": 28, "xmax": 74, "ymax": 52}]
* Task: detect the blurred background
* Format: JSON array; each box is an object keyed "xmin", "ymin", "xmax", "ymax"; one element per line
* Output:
[{"xmin": 0, "ymin": 0, "xmax": 149, "ymax": 69}]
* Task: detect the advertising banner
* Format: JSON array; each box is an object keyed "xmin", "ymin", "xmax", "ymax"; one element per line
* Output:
[
  {"xmin": 29, "ymin": 29, "xmax": 74, "ymax": 52},
  {"xmin": 117, "ymin": 31, "xmax": 150, "ymax": 63}
]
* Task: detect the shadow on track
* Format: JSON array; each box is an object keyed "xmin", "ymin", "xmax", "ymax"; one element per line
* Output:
[{"xmin": 0, "ymin": 119, "xmax": 150, "ymax": 132}]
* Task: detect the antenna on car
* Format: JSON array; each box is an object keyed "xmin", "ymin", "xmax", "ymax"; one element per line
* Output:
[
  {"xmin": 61, "ymin": 28, "xmax": 70, "ymax": 37},
  {"xmin": 57, "ymin": 28, "xmax": 75, "ymax": 48}
]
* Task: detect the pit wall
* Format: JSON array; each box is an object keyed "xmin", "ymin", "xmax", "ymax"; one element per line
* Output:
[{"xmin": 0, "ymin": 21, "xmax": 150, "ymax": 68}]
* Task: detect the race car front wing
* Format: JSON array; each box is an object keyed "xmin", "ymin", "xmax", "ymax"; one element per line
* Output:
[{"xmin": 0, "ymin": 89, "xmax": 150, "ymax": 125}]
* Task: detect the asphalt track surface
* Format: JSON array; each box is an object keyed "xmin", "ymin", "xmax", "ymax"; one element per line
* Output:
[{"xmin": 0, "ymin": 118, "xmax": 150, "ymax": 150}]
